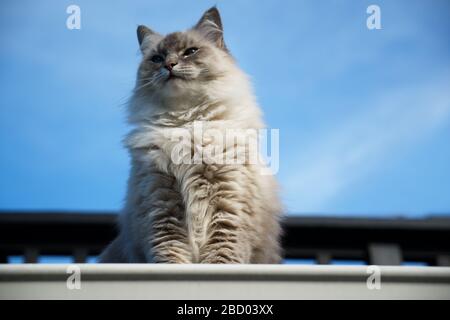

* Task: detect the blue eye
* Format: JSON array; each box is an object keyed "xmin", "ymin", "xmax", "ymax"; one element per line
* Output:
[
  {"xmin": 150, "ymin": 55, "xmax": 163, "ymax": 63},
  {"xmin": 183, "ymin": 47, "xmax": 198, "ymax": 56}
]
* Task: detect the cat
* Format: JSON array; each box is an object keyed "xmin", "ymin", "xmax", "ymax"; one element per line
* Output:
[{"xmin": 99, "ymin": 7, "xmax": 283, "ymax": 264}]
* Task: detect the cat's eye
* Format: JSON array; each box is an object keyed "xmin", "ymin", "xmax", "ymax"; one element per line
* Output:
[
  {"xmin": 183, "ymin": 47, "xmax": 198, "ymax": 57},
  {"xmin": 150, "ymin": 55, "xmax": 164, "ymax": 63}
]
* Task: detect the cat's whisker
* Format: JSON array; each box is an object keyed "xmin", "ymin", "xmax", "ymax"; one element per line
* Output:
[
  {"xmin": 135, "ymin": 79, "xmax": 157, "ymax": 92},
  {"xmin": 137, "ymin": 77, "xmax": 155, "ymax": 83},
  {"xmin": 135, "ymin": 72, "xmax": 169, "ymax": 91}
]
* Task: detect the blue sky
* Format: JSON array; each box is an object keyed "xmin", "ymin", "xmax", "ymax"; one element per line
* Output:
[{"xmin": 0, "ymin": 0, "xmax": 449, "ymax": 217}]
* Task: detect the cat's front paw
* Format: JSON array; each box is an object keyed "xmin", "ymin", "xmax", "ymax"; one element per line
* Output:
[{"xmin": 200, "ymin": 255, "xmax": 242, "ymax": 264}]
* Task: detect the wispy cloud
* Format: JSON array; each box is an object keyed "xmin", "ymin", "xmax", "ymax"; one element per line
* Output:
[{"xmin": 283, "ymin": 76, "xmax": 450, "ymax": 213}]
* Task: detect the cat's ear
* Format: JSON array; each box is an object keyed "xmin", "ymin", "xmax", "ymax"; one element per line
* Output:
[
  {"xmin": 194, "ymin": 7, "xmax": 227, "ymax": 50},
  {"xmin": 137, "ymin": 25, "xmax": 162, "ymax": 53}
]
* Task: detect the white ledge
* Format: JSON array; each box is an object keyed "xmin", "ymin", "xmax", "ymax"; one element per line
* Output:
[{"xmin": 1, "ymin": 264, "xmax": 449, "ymax": 299}]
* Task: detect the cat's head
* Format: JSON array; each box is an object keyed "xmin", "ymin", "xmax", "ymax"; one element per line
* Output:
[{"xmin": 134, "ymin": 7, "xmax": 234, "ymax": 106}]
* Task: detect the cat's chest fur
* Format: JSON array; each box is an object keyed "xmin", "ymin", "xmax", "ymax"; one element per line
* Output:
[{"xmin": 127, "ymin": 121, "xmax": 242, "ymax": 256}]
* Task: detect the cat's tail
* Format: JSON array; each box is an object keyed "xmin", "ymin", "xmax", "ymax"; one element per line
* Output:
[{"xmin": 98, "ymin": 236, "xmax": 127, "ymax": 263}]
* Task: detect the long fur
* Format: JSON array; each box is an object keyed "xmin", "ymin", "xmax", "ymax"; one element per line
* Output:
[{"xmin": 99, "ymin": 7, "xmax": 283, "ymax": 264}]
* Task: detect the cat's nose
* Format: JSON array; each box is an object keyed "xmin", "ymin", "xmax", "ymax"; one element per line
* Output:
[{"xmin": 165, "ymin": 61, "xmax": 178, "ymax": 71}]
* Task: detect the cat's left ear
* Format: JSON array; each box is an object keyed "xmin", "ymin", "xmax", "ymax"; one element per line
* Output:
[
  {"xmin": 194, "ymin": 7, "xmax": 227, "ymax": 50},
  {"xmin": 137, "ymin": 25, "xmax": 162, "ymax": 54}
]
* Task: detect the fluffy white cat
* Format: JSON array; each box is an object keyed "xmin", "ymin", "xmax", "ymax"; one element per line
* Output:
[{"xmin": 99, "ymin": 7, "xmax": 283, "ymax": 263}]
